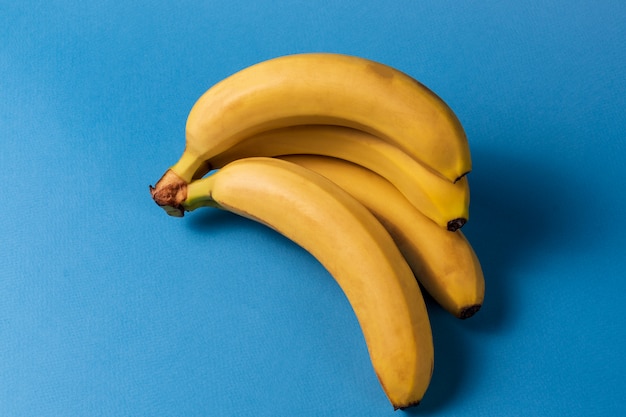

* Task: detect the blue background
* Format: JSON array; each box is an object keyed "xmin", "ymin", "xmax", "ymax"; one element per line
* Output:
[{"xmin": 2, "ymin": 1, "xmax": 625, "ymax": 416}]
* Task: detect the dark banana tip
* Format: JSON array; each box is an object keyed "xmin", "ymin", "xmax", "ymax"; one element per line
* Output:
[
  {"xmin": 459, "ymin": 304, "xmax": 482, "ymax": 319},
  {"xmin": 447, "ymin": 218, "xmax": 466, "ymax": 232},
  {"xmin": 394, "ymin": 400, "xmax": 420, "ymax": 411}
]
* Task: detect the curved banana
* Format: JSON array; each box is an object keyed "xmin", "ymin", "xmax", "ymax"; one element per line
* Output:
[
  {"xmin": 150, "ymin": 53, "xmax": 471, "ymax": 212},
  {"xmin": 182, "ymin": 157, "xmax": 434, "ymax": 409},
  {"xmin": 209, "ymin": 125, "xmax": 469, "ymax": 231},
  {"xmin": 279, "ymin": 155, "xmax": 484, "ymax": 319}
]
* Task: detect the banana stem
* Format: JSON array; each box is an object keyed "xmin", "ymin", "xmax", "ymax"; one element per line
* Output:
[
  {"xmin": 171, "ymin": 149, "xmax": 210, "ymax": 182},
  {"xmin": 150, "ymin": 149, "xmax": 211, "ymax": 216},
  {"xmin": 182, "ymin": 175, "xmax": 220, "ymax": 212}
]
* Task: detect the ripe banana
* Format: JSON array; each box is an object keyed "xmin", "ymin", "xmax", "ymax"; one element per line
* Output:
[
  {"xmin": 279, "ymin": 155, "xmax": 484, "ymax": 319},
  {"xmin": 209, "ymin": 125, "xmax": 469, "ymax": 231},
  {"xmin": 181, "ymin": 157, "xmax": 434, "ymax": 409},
  {"xmin": 150, "ymin": 53, "xmax": 471, "ymax": 213}
]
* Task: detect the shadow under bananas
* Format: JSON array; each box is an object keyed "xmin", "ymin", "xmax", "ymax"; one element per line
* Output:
[
  {"xmin": 185, "ymin": 206, "xmax": 249, "ymax": 233},
  {"xmin": 408, "ymin": 147, "xmax": 586, "ymax": 413},
  {"xmin": 459, "ymin": 148, "xmax": 582, "ymax": 332}
]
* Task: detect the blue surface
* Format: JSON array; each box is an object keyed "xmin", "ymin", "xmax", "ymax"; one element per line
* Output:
[{"xmin": 2, "ymin": 1, "xmax": 626, "ymax": 416}]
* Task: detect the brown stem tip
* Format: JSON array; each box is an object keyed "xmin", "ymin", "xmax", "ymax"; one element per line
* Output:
[{"xmin": 149, "ymin": 169, "xmax": 188, "ymax": 217}]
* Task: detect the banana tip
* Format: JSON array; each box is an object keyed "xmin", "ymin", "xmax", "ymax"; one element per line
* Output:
[
  {"xmin": 459, "ymin": 304, "xmax": 482, "ymax": 319},
  {"xmin": 393, "ymin": 400, "xmax": 420, "ymax": 411},
  {"xmin": 446, "ymin": 218, "xmax": 466, "ymax": 232}
]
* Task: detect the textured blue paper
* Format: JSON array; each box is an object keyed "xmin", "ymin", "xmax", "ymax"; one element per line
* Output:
[{"xmin": 2, "ymin": 1, "xmax": 626, "ymax": 416}]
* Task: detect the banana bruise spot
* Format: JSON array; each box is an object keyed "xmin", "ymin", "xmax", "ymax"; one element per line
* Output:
[{"xmin": 366, "ymin": 62, "xmax": 395, "ymax": 80}]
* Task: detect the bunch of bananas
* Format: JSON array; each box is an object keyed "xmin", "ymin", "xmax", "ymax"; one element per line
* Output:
[{"xmin": 149, "ymin": 53, "xmax": 484, "ymax": 410}]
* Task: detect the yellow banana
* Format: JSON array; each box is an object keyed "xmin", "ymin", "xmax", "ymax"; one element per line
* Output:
[
  {"xmin": 182, "ymin": 157, "xmax": 434, "ymax": 409},
  {"xmin": 150, "ymin": 53, "xmax": 471, "ymax": 213},
  {"xmin": 279, "ymin": 155, "xmax": 484, "ymax": 319},
  {"xmin": 209, "ymin": 125, "xmax": 469, "ymax": 231}
]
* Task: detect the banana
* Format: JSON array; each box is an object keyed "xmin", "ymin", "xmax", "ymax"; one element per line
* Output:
[
  {"xmin": 279, "ymin": 155, "xmax": 484, "ymax": 319},
  {"xmin": 150, "ymin": 53, "xmax": 471, "ymax": 213},
  {"xmin": 209, "ymin": 125, "xmax": 469, "ymax": 231},
  {"xmin": 181, "ymin": 157, "xmax": 434, "ymax": 409}
]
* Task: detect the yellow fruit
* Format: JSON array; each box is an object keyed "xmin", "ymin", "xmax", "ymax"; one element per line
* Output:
[
  {"xmin": 182, "ymin": 157, "xmax": 434, "ymax": 409},
  {"xmin": 210, "ymin": 125, "xmax": 469, "ymax": 230},
  {"xmin": 151, "ymin": 53, "xmax": 471, "ymax": 214},
  {"xmin": 280, "ymin": 155, "xmax": 484, "ymax": 318}
]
